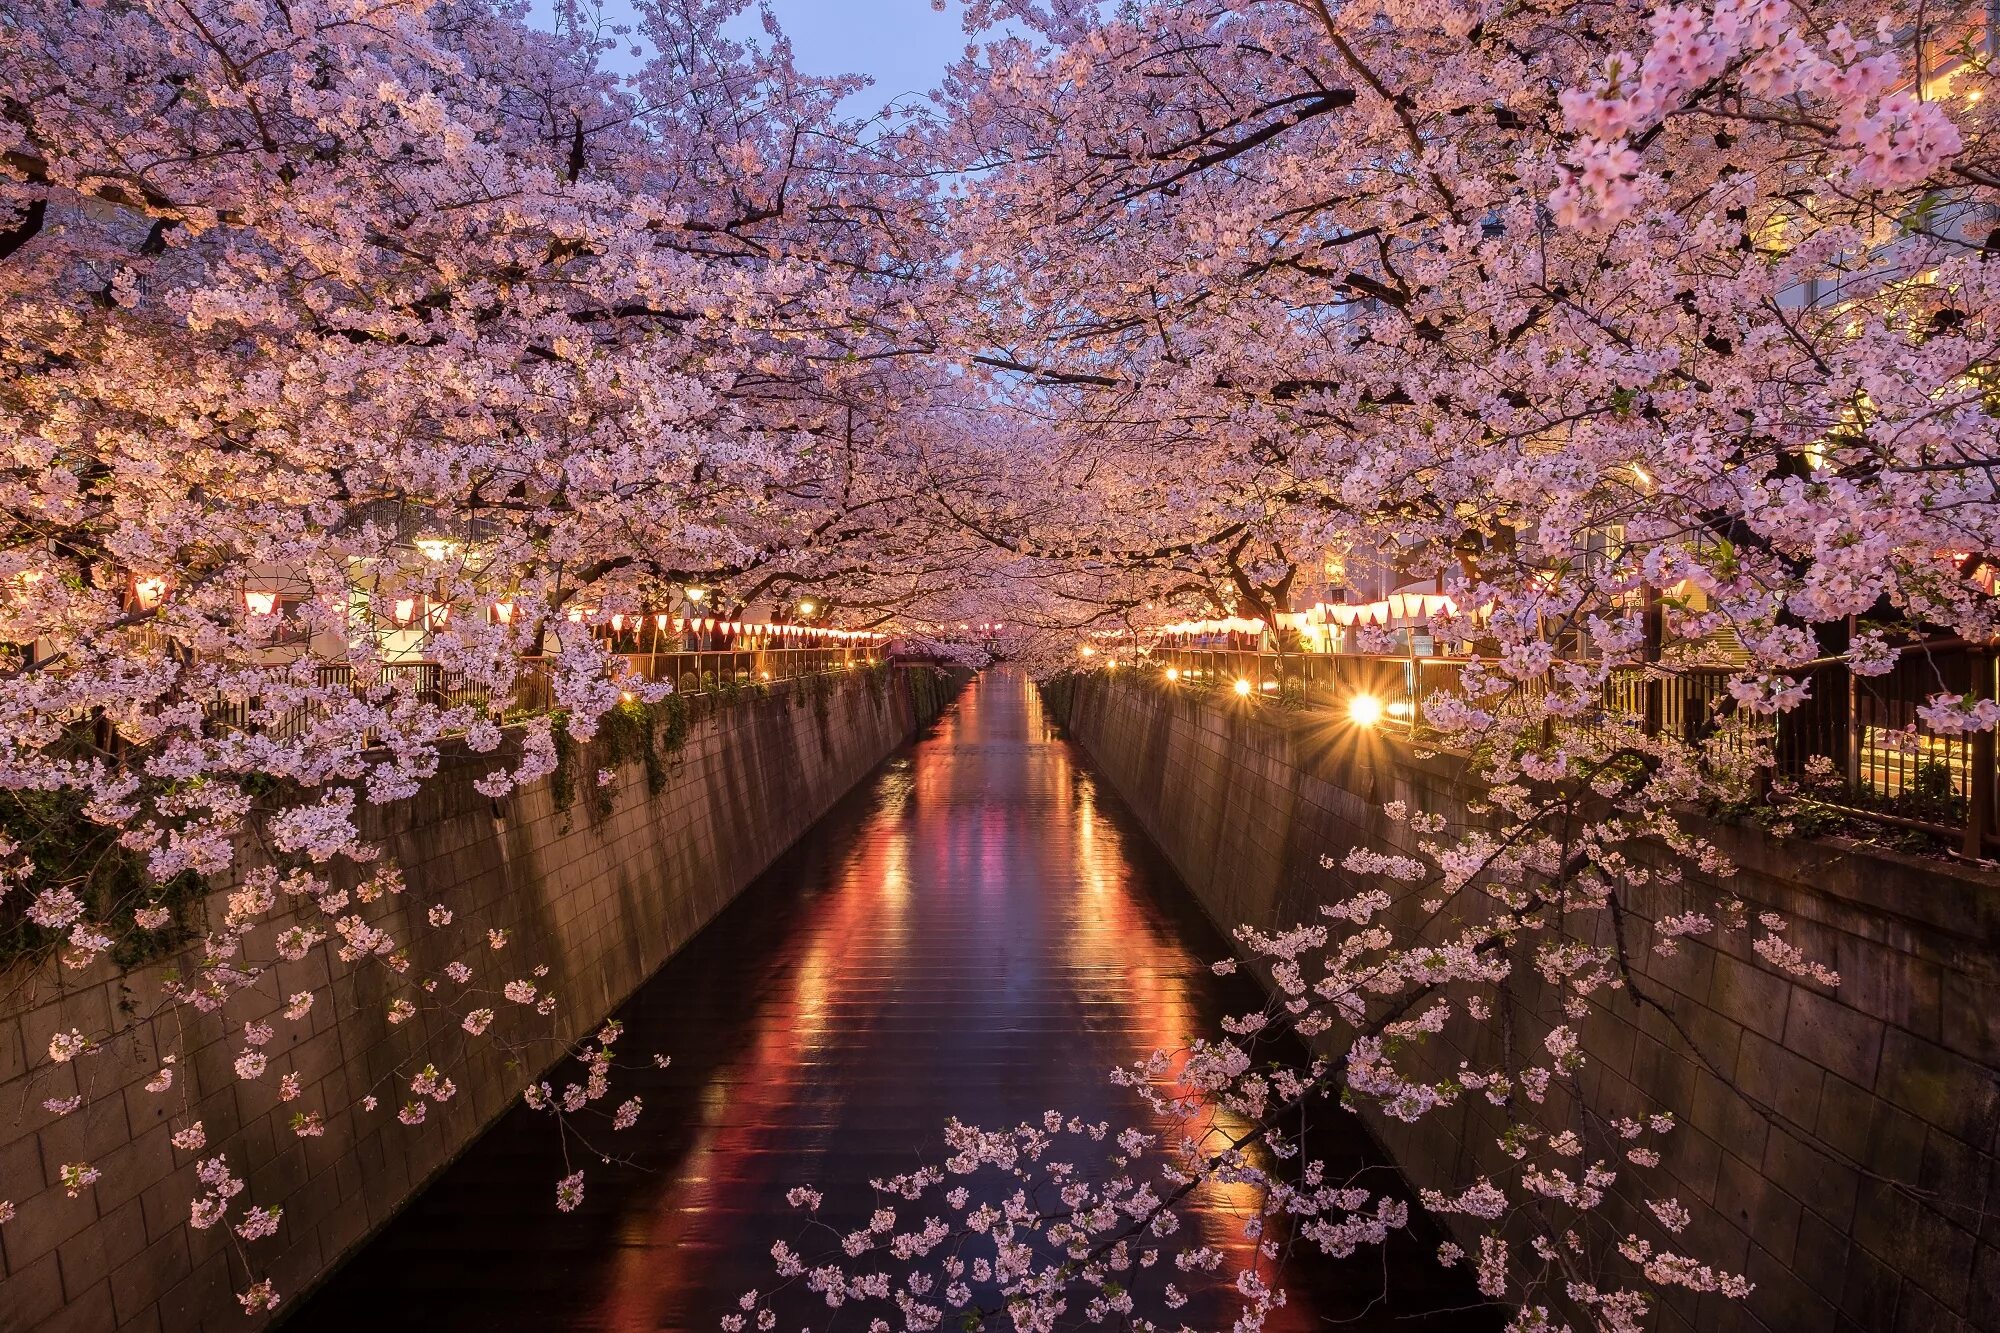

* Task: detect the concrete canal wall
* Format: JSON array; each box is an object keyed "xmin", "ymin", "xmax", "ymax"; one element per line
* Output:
[
  {"xmin": 1058, "ymin": 673, "xmax": 2000, "ymax": 1333},
  {"xmin": 0, "ymin": 666, "xmax": 959, "ymax": 1333}
]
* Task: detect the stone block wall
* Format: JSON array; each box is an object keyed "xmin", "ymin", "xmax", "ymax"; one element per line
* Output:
[
  {"xmin": 0, "ymin": 667, "xmax": 951, "ymax": 1333},
  {"xmin": 1061, "ymin": 674, "xmax": 2000, "ymax": 1333}
]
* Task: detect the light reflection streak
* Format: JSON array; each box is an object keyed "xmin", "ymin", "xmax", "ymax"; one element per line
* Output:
[{"xmin": 590, "ymin": 673, "xmax": 1329, "ymax": 1332}]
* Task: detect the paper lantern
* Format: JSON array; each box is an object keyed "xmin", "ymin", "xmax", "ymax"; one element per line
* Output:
[
  {"xmin": 132, "ymin": 575, "xmax": 168, "ymax": 609},
  {"xmin": 491, "ymin": 600, "xmax": 517, "ymax": 625},
  {"xmin": 392, "ymin": 598, "xmax": 417, "ymax": 626},
  {"xmin": 244, "ymin": 590, "xmax": 279, "ymax": 617}
]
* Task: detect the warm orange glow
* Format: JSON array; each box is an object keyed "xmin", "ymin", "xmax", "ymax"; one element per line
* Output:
[
  {"xmin": 132, "ymin": 575, "xmax": 168, "ymax": 609},
  {"xmin": 584, "ymin": 675, "xmax": 1314, "ymax": 1333},
  {"xmin": 1348, "ymin": 693, "xmax": 1384, "ymax": 726},
  {"xmin": 1232, "ymin": 676, "xmax": 1252, "ymax": 696}
]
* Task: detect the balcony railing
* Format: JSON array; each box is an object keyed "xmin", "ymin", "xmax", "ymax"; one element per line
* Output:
[{"xmin": 1148, "ymin": 642, "xmax": 2000, "ymax": 856}]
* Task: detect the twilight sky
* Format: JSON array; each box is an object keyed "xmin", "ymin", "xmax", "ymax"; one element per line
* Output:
[
  {"xmin": 534, "ymin": 1, "xmax": 992, "ymax": 116},
  {"xmin": 726, "ymin": 1, "xmax": 979, "ymax": 115}
]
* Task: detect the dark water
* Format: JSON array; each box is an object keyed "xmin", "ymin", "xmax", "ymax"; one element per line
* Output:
[{"xmin": 287, "ymin": 672, "xmax": 1495, "ymax": 1332}]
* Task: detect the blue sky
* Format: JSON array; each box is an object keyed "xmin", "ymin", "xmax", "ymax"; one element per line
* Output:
[
  {"xmin": 534, "ymin": 1, "xmax": 990, "ymax": 117},
  {"xmin": 726, "ymin": 1, "xmax": 979, "ymax": 116}
]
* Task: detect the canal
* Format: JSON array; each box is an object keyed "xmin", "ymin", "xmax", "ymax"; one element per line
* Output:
[{"xmin": 286, "ymin": 672, "xmax": 1493, "ymax": 1332}]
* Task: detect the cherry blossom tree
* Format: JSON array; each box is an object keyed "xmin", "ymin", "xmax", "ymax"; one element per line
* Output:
[
  {"xmin": 4, "ymin": 0, "xmax": 1999, "ymax": 1325},
  {"xmin": 727, "ymin": 1, "xmax": 2000, "ymax": 1330},
  {"xmin": 0, "ymin": 0, "xmax": 984, "ymax": 1309}
]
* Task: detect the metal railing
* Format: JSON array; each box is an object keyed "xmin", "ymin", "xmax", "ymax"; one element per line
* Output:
[
  {"xmin": 1147, "ymin": 643, "xmax": 2000, "ymax": 855},
  {"xmin": 205, "ymin": 645, "xmax": 884, "ymax": 745}
]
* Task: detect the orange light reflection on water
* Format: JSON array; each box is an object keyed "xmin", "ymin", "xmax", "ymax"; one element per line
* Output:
[{"xmin": 591, "ymin": 673, "xmax": 1318, "ymax": 1332}]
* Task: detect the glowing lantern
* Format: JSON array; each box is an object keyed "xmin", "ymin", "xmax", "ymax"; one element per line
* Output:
[
  {"xmin": 491, "ymin": 600, "xmax": 517, "ymax": 625},
  {"xmin": 132, "ymin": 575, "xmax": 168, "ymax": 609},
  {"xmin": 244, "ymin": 591, "xmax": 279, "ymax": 617}
]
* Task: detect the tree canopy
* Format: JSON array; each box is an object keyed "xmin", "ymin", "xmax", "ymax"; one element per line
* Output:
[{"xmin": 4, "ymin": 0, "xmax": 1999, "ymax": 1326}]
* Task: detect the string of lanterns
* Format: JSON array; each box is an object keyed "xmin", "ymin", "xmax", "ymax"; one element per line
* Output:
[
  {"xmin": 1150, "ymin": 596, "xmax": 1467, "ymax": 640},
  {"xmin": 561, "ymin": 610, "xmax": 883, "ymax": 641},
  {"xmin": 229, "ymin": 591, "xmax": 884, "ymax": 641},
  {"xmin": 1311, "ymin": 593, "xmax": 1460, "ymax": 628}
]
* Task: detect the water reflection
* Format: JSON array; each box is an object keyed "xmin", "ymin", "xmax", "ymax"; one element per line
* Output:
[{"xmin": 289, "ymin": 673, "xmax": 1493, "ymax": 1332}]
